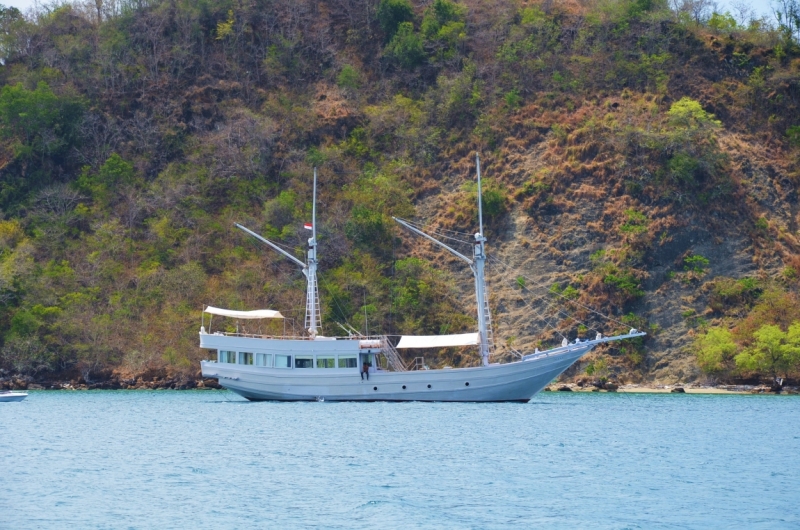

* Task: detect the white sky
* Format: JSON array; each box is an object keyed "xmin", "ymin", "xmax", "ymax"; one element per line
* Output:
[
  {"xmin": 0, "ymin": 0, "xmax": 780, "ymax": 22},
  {"xmin": 2, "ymin": 0, "xmax": 37, "ymax": 10},
  {"xmin": 725, "ymin": 0, "xmax": 775, "ymax": 19}
]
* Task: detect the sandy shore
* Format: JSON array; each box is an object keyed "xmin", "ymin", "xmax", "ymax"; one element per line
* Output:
[
  {"xmin": 619, "ymin": 386, "xmax": 748, "ymax": 394},
  {"xmin": 544, "ymin": 384, "xmax": 799, "ymax": 395}
]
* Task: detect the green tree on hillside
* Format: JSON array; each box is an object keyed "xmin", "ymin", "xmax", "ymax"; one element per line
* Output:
[
  {"xmin": 0, "ymin": 82, "xmax": 83, "ymax": 161},
  {"xmin": 694, "ymin": 327, "xmax": 737, "ymax": 373},
  {"xmin": 391, "ymin": 256, "xmax": 473, "ymax": 335},
  {"xmin": 0, "ymin": 6, "xmax": 25, "ymax": 62},
  {"xmin": 385, "ymin": 21, "xmax": 426, "ymax": 68},
  {"xmin": 421, "ymin": 0, "xmax": 466, "ymax": 39},
  {"xmin": 657, "ymin": 97, "xmax": 725, "ymax": 190},
  {"xmin": 735, "ymin": 323, "xmax": 800, "ymax": 380},
  {"xmin": 667, "ymin": 97, "xmax": 722, "ymax": 130},
  {"xmin": 421, "ymin": 0, "xmax": 467, "ymax": 63},
  {"xmin": 0, "ymin": 82, "xmax": 85, "ymax": 207},
  {"xmin": 377, "ymin": 0, "xmax": 415, "ymax": 42},
  {"xmin": 77, "ymin": 153, "xmax": 136, "ymax": 206}
]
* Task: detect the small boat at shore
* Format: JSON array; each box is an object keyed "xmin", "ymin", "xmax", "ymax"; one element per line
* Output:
[
  {"xmin": 199, "ymin": 156, "xmax": 644, "ymax": 402},
  {"xmin": 0, "ymin": 390, "xmax": 28, "ymax": 402}
]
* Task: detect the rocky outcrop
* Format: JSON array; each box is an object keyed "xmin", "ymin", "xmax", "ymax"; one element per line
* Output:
[{"xmin": 1, "ymin": 375, "xmax": 33, "ymax": 390}]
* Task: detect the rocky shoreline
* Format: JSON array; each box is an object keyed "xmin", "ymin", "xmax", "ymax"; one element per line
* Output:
[{"xmin": 0, "ymin": 373, "xmax": 223, "ymax": 391}]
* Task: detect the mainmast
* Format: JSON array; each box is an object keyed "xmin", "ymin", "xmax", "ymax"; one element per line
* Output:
[
  {"xmin": 473, "ymin": 154, "xmax": 493, "ymax": 366},
  {"xmin": 305, "ymin": 168, "xmax": 321, "ymax": 337},
  {"xmin": 393, "ymin": 153, "xmax": 494, "ymax": 366},
  {"xmin": 234, "ymin": 168, "xmax": 321, "ymax": 338}
]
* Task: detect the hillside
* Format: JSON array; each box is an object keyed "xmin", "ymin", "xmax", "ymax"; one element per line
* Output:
[{"xmin": 1, "ymin": 0, "xmax": 800, "ymax": 388}]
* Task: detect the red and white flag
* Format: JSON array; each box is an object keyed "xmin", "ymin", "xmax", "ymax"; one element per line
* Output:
[{"xmin": 303, "ymin": 223, "xmax": 313, "ymax": 230}]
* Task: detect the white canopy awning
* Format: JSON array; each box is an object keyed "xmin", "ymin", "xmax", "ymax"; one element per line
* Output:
[
  {"xmin": 396, "ymin": 332, "xmax": 479, "ymax": 349},
  {"xmin": 203, "ymin": 306, "xmax": 284, "ymax": 319}
]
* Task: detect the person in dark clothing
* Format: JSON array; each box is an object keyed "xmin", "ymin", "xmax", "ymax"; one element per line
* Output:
[{"xmin": 361, "ymin": 361, "xmax": 370, "ymax": 380}]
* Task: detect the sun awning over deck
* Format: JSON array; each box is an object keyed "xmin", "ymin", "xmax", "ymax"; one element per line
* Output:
[
  {"xmin": 396, "ymin": 332, "xmax": 479, "ymax": 349},
  {"xmin": 203, "ymin": 306, "xmax": 284, "ymax": 319}
]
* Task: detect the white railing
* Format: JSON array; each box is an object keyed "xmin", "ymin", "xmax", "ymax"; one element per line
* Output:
[
  {"xmin": 206, "ymin": 331, "xmax": 313, "ymax": 340},
  {"xmin": 411, "ymin": 357, "xmax": 426, "ymax": 370}
]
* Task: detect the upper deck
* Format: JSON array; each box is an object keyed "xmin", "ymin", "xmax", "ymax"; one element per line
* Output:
[{"xmin": 198, "ymin": 329, "xmax": 380, "ymax": 354}]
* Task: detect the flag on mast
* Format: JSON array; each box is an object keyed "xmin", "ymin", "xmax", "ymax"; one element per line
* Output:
[{"xmin": 303, "ymin": 223, "xmax": 313, "ymax": 230}]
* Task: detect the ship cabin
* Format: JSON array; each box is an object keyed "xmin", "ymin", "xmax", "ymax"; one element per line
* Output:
[
  {"xmin": 213, "ymin": 347, "xmax": 385, "ymax": 376},
  {"xmin": 200, "ymin": 305, "xmax": 390, "ymax": 374},
  {"xmin": 199, "ymin": 306, "xmax": 480, "ymax": 374}
]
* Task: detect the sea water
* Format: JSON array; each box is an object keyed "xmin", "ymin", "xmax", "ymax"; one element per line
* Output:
[{"xmin": 1, "ymin": 391, "xmax": 798, "ymax": 529}]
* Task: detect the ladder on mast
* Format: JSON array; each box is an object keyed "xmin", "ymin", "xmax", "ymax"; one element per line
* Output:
[
  {"xmin": 305, "ymin": 272, "xmax": 321, "ymax": 335},
  {"xmin": 478, "ymin": 275, "xmax": 494, "ymax": 354}
]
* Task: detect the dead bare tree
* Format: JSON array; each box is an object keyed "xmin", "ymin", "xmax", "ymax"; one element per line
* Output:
[
  {"xmin": 670, "ymin": 0, "xmax": 718, "ymax": 24},
  {"xmin": 35, "ymin": 184, "xmax": 83, "ymax": 219},
  {"xmin": 76, "ymin": 111, "xmax": 122, "ymax": 169},
  {"xmin": 730, "ymin": 0, "xmax": 755, "ymax": 26},
  {"xmin": 29, "ymin": 184, "xmax": 85, "ymax": 252}
]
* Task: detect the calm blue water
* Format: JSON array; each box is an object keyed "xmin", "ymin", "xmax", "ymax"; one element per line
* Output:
[{"xmin": 2, "ymin": 391, "xmax": 798, "ymax": 529}]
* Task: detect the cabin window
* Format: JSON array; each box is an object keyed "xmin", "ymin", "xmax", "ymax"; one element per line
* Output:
[
  {"xmin": 275, "ymin": 355, "xmax": 291, "ymax": 368},
  {"xmin": 256, "ymin": 353, "xmax": 273, "ymax": 367},
  {"xmin": 239, "ymin": 352, "xmax": 254, "ymax": 365},
  {"xmin": 316, "ymin": 356, "xmax": 335, "ymax": 368},
  {"xmin": 219, "ymin": 350, "xmax": 236, "ymax": 363},
  {"xmin": 338, "ymin": 355, "xmax": 357, "ymax": 368},
  {"xmin": 294, "ymin": 356, "xmax": 314, "ymax": 368}
]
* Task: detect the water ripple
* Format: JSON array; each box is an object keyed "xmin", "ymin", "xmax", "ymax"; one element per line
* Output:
[{"xmin": 1, "ymin": 391, "xmax": 799, "ymax": 528}]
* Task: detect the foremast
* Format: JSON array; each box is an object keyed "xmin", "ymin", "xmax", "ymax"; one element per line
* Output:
[
  {"xmin": 235, "ymin": 168, "xmax": 321, "ymax": 338},
  {"xmin": 394, "ymin": 154, "xmax": 494, "ymax": 366}
]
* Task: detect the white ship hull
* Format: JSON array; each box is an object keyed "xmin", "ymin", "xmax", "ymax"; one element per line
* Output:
[{"xmin": 200, "ymin": 332, "xmax": 598, "ymax": 402}]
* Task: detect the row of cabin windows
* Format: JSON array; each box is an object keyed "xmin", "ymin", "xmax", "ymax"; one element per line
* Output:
[{"xmin": 218, "ymin": 351, "xmax": 359, "ymax": 369}]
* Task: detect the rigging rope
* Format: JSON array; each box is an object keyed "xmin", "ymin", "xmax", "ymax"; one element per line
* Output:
[
  {"xmin": 395, "ymin": 217, "xmax": 473, "ymax": 237},
  {"xmin": 318, "ymin": 275, "xmax": 358, "ymax": 335},
  {"xmin": 484, "ymin": 259, "xmax": 579, "ymax": 340},
  {"xmin": 486, "ymin": 254, "xmax": 631, "ymax": 329},
  {"xmin": 484, "ymin": 260, "xmax": 600, "ymax": 337},
  {"xmin": 392, "ymin": 221, "xmax": 612, "ymax": 343},
  {"xmin": 397, "ymin": 218, "xmax": 474, "ymax": 245},
  {"xmin": 242, "ymin": 230, "xmax": 305, "ymax": 256}
]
